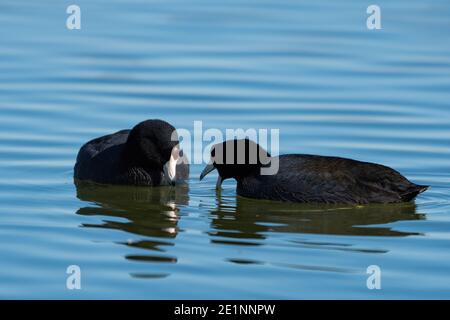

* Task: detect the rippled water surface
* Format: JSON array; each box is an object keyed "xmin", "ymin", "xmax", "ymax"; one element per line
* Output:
[{"xmin": 1, "ymin": 0, "xmax": 450, "ymax": 299}]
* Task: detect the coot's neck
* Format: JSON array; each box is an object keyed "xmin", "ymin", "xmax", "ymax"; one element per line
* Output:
[
  {"xmin": 118, "ymin": 143, "xmax": 163, "ymax": 185},
  {"xmin": 119, "ymin": 142, "xmax": 136, "ymax": 170},
  {"xmin": 119, "ymin": 141, "xmax": 162, "ymax": 171},
  {"xmin": 231, "ymin": 159, "xmax": 273, "ymax": 181}
]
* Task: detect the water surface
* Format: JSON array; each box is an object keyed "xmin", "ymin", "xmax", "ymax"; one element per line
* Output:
[{"xmin": 0, "ymin": 0, "xmax": 449, "ymax": 299}]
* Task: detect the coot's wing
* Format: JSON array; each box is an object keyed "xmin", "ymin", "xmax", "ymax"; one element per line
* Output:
[
  {"xmin": 269, "ymin": 155, "xmax": 426, "ymax": 204},
  {"xmin": 74, "ymin": 130, "xmax": 130, "ymax": 180},
  {"xmin": 76, "ymin": 130, "xmax": 130, "ymax": 164},
  {"xmin": 268, "ymin": 155, "xmax": 362, "ymax": 203}
]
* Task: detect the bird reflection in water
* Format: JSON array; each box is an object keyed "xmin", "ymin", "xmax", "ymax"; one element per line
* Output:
[
  {"xmin": 209, "ymin": 194, "xmax": 425, "ymax": 246},
  {"xmin": 208, "ymin": 194, "xmax": 425, "ymax": 269},
  {"xmin": 75, "ymin": 181, "xmax": 189, "ymax": 278}
]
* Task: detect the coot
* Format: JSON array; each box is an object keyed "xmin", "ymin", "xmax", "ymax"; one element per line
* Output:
[
  {"xmin": 200, "ymin": 139, "xmax": 428, "ymax": 204},
  {"xmin": 74, "ymin": 119, "xmax": 188, "ymax": 186}
]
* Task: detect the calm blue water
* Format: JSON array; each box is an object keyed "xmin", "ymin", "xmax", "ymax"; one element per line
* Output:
[{"xmin": 0, "ymin": 0, "xmax": 450, "ymax": 299}]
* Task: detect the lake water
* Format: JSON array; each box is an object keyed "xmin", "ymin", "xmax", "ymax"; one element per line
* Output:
[{"xmin": 0, "ymin": 0, "xmax": 449, "ymax": 299}]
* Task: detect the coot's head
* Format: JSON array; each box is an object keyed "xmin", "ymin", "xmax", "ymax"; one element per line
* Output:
[
  {"xmin": 200, "ymin": 139, "xmax": 271, "ymax": 188},
  {"xmin": 124, "ymin": 119, "xmax": 183, "ymax": 184}
]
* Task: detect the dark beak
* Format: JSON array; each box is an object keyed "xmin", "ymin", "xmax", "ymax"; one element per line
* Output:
[{"xmin": 199, "ymin": 163, "xmax": 216, "ymax": 181}]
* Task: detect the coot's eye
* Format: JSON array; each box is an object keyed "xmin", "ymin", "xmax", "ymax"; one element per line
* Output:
[
  {"xmin": 179, "ymin": 149, "xmax": 184, "ymax": 158},
  {"xmin": 211, "ymin": 148, "xmax": 215, "ymax": 157}
]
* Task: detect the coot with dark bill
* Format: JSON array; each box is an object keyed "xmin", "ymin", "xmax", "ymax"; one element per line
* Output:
[
  {"xmin": 200, "ymin": 139, "xmax": 428, "ymax": 204},
  {"xmin": 74, "ymin": 119, "xmax": 188, "ymax": 186}
]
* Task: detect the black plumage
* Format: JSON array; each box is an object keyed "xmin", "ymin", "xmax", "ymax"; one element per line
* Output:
[
  {"xmin": 74, "ymin": 119, "xmax": 189, "ymax": 186},
  {"xmin": 200, "ymin": 139, "xmax": 428, "ymax": 204}
]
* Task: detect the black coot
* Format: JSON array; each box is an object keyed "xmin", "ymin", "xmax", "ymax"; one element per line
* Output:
[
  {"xmin": 200, "ymin": 139, "xmax": 428, "ymax": 204},
  {"xmin": 74, "ymin": 119, "xmax": 189, "ymax": 186}
]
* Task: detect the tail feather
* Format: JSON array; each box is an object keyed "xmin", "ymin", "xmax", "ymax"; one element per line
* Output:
[{"xmin": 401, "ymin": 185, "xmax": 429, "ymax": 202}]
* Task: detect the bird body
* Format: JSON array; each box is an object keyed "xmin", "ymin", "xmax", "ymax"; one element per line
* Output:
[
  {"xmin": 236, "ymin": 154, "xmax": 427, "ymax": 204},
  {"xmin": 200, "ymin": 139, "xmax": 428, "ymax": 204},
  {"xmin": 74, "ymin": 120, "xmax": 188, "ymax": 186}
]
